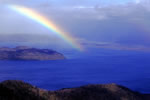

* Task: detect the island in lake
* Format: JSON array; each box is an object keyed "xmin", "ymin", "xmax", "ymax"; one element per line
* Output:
[{"xmin": 0, "ymin": 46, "xmax": 65, "ymax": 60}]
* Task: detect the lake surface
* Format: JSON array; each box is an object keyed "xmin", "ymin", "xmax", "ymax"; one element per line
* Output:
[{"xmin": 0, "ymin": 54, "xmax": 150, "ymax": 93}]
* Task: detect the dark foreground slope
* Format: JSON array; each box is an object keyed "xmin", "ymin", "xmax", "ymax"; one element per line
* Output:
[
  {"xmin": 0, "ymin": 46, "xmax": 65, "ymax": 60},
  {"xmin": 0, "ymin": 80, "xmax": 150, "ymax": 100}
]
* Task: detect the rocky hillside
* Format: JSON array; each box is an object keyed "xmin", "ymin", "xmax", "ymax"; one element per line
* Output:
[
  {"xmin": 0, "ymin": 46, "xmax": 65, "ymax": 60},
  {"xmin": 0, "ymin": 80, "xmax": 149, "ymax": 100}
]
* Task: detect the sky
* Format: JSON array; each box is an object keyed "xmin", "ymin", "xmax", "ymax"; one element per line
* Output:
[{"xmin": 0, "ymin": 0, "xmax": 150, "ymax": 52}]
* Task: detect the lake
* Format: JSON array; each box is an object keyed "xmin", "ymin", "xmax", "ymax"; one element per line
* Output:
[{"xmin": 0, "ymin": 53, "xmax": 150, "ymax": 93}]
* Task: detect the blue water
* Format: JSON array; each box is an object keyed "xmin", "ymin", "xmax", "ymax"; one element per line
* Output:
[{"xmin": 0, "ymin": 54, "xmax": 150, "ymax": 93}]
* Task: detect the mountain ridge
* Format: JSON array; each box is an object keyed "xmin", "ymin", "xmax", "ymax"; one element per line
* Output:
[{"xmin": 0, "ymin": 80, "xmax": 150, "ymax": 100}]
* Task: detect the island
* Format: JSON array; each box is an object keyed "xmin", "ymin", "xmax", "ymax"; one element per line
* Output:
[
  {"xmin": 0, "ymin": 80, "xmax": 150, "ymax": 100},
  {"xmin": 0, "ymin": 46, "xmax": 65, "ymax": 60}
]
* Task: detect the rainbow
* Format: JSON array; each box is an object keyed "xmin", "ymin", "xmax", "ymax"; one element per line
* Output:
[{"xmin": 8, "ymin": 5, "xmax": 83, "ymax": 51}]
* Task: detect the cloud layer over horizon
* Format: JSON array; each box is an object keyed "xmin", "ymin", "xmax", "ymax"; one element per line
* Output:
[{"xmin": 0, "ymin": 0, "xmax": 150, "ymax": 51}]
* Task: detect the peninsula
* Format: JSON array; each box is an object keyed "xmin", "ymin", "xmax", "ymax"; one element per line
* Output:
[{"xmin": 0, "ymin": 46, "xmax": 65, "ymax": 60}]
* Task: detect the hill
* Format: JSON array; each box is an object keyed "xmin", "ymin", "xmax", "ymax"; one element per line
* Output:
[{"xmin": 0, "ymin": 80, "xmax": 150, "ymax": 100}]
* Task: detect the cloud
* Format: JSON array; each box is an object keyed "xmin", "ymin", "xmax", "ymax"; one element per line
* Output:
[
  {"xmin": 0, "ymin": 33, "xmax": 74, "ymax": 50},
  {"xmin": 0, "ymin": 0, "xmax": 25, "ymax": 5},
  {"xmin": 0, "ymin": 0, "xmax": 150, "ymax": 51},
  {"xmin": 79, "ymin": 38, "xmax": 150, "ymax": 52},
  {"xmin": 37, "ymin": 0, "xmax": 150, "ymax": 21},
  {"xmin": 135, "ymin": 0, "xmax": 141, "ymax": 4}
]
